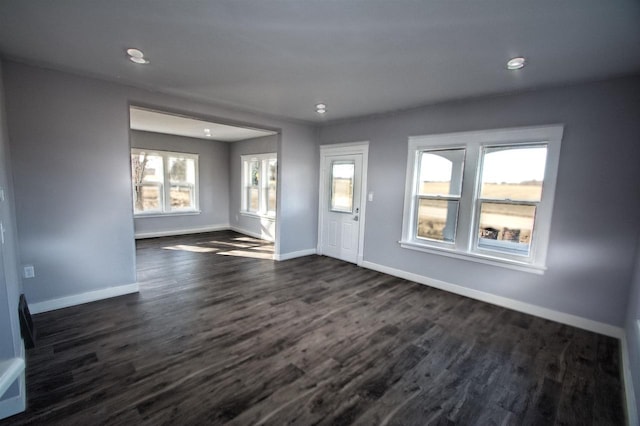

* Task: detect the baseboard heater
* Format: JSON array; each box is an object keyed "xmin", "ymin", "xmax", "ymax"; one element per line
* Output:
[{"xmin": 18, "ymin": 295, "xmax": 36, "ymax": 349}]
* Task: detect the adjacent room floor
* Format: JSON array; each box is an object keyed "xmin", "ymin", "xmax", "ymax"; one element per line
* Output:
[{"xmin": 1, "ymin": 231, "xmax": 625, "ymax": 425}]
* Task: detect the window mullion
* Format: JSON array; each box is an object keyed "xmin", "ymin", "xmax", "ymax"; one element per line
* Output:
[
  {"xmin": 241, "ymin": 160, "xmax": 247, "ymax": 212},
  {"xmin": 261, "ymin": 160, "xmax": 268, "ymax": 214},
  {"xmin": 163, "ymin": 155, "xmax": 171, "ymax": 212},
  {"xmin": 240, "ymin": 153, "xmax": 277, "ymax": 217},
  {"xmin": 457, "ymin": 144, "xmax": 480, "ymax": 252}
]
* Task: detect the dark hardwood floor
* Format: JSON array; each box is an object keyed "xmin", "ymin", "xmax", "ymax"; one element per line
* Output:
[{"xmin": 2, "ymin": 231, "xmax": 624, "ymax": 425}]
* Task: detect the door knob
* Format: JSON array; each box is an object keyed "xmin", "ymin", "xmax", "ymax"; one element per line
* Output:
[{"xmin": 353, "ymin": 215, "xmax": 359, "ymax": 221}]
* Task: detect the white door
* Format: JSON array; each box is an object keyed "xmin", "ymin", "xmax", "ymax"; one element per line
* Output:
[{"xmin": 320, "ymin": 152, "xmax": 363, "ymax": 263}]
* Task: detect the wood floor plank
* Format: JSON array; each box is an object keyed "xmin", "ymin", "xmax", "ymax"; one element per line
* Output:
[{"xmin": 0, "ymin": 231, "xmax": 625, "ymax": 425}]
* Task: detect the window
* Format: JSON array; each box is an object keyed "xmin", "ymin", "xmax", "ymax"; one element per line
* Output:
[
  {"xmin": 330, "ymin": 161, "xmax": 355, "ymax": 213},
  {"xmin": 415, "ymin": 149, "xmax": 465, "ymax": 244},
  {"xmin": 131, "ymin": 149, "xmax": 198, "ymax": 215},
  {"xmin": 400, "ymin": 125, "xmax": 563, "ymax": 273},
  {"xmin": 476, "ymin": 145, "xmax": 547, "ymax": 257},
  {"xmin": 241, "ymin": 153, "xmax": 277, "ymax": 217}
]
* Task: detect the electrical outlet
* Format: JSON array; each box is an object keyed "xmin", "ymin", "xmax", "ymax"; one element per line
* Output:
[{"xmin": 23, "ymin": 265, "xmax": 35, "ymax": 279}]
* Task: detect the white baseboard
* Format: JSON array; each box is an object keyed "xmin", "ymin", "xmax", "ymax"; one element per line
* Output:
[
  {"xmin": 274, "ymin": 248, "xmax": 317, "ymax": 261},
  {"xmin": 360, "ymin": 260, "xmax": 623, "ymax": 338},
  {"xmin": 0, "ymin": 358, "xmax": 23, "ymax": 400},
  {"xmin": 229, "ymin": 226, "xmax": 274, "ymax": 242},
  {"xmin": 29, "ymin": 283, "xmax": 139, "ymax": 314},
  {"xmin": 621, "ymin": 334, "xmax": 639, "ymax": 426},
  {"xmin": 0, "ymin": 342, "xmax": 25, "ymax": 420},
  {"xmin": 135, "ymin": 224, "xmax": 230, "ymax": 239}
]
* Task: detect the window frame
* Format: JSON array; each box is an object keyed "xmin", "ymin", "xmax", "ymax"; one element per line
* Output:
[
  {"xmin": 473, "ymin": 144, "xmax": 547, "ymax": 262},
  {"xmin": 400, "ymin": 125, "xmax": 564, "ymax": 274},
  {"xmin": 240, "ymin": 153, "xmax": 277, "ymax": 218},
  {"xmin": 131, "ymin": 148, "xmax": 200, "ymax": 217},
  {"xmin": 329, "ymin": 159, "xmax": 356, "ymax": 213},
  {"xmin": 413, "ymin": 148, "xmax": 466, "ymax": 249}
]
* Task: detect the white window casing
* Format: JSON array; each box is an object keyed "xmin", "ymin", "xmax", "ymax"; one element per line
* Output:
[
  {"xmin": 131, "ymin": 148, "xmax": 199, "ymax": 217},
  {"xmin": 400, "ymin": 124, "xmax": 564, "ymax": 274},
  {"xmin": 241, "ymin": 153, "xmax": 277, "ymax": 218}
]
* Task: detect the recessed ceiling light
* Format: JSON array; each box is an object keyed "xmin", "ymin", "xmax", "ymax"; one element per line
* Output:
[
  {"xmin": 316, "ymin": 103, "xmax": 327, "ymax": 114},
  {"xmin": 127, "ymin": 48, "xmax": 144, "ymax": 59},
  {"xmin": 506, "ymin": 57, "xmax": 526, "ymax": 70},
  {"xmin": 127, "ymin": 47, "xmax": 149, "ymax": 64},
  {"xmin": 129, "ymin": 56, "xmax": 148, "ymax": 64}
]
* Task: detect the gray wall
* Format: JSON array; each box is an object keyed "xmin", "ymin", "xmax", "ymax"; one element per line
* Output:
[
  {"xmin": 277, "ymin": 125, "xmax": 319, "ymax": 256},
  {"xmin": 0, "ymin": 60, "xmax": 23, "ymax": 402},
  {"xmin": 320, "ymin": 75, "xmax": 640, "ymax": 327},
  {"xmin": 131, "ymin": 130, "xmax": 230, "ymax": 237},
  {"xmin": 229, "ymin": 135, "xmax": 278, "ymax": 241},
  {"xmin": 626, "ymin": 242, "xmax": 640, "ymax": 414},
  {"xmin": 4, "ymin": 62, "xmax": 137, "ymax": 303},
  {"xmin": 2, "ymin": 60, "xmax": 318, "ymax": 305}
]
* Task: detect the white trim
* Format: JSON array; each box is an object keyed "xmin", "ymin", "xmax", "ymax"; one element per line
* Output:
[
  {"xmin": 400, "ymin": 124, "xmax": 563, "ymax": 272},
  {"xmin": 29, "ymin": 283, "xmax": 139, "ymax": 314},
  {"xmin": 0, "ymin": 358, "xmax": 23, "ymax": 399},
  {"xmin": 320, "ymin": 141, "xmax": 370, "ymax": 153},
  {"xmin": 274, "ymin": 248, "xmax": 316, "ymax": 261},
  {"xmin": 135, "ymin": 210, "xmax": 201, "ymax": 219},
  {"xmin": 135, "ymin": 224, "xmax": 230, "ymax": 239},
  {"xmin": 621, "ymin": 334, "xmax": 639, "ymax": 426},
  {"xmin": 0, "ymin": 342, "xmax": 25, "ymax": 420},
  {"xmin": 317, "ymin": 141, "xmax": 369, "ymax": 264},
  {"xmin": 273, "ymin": 134, "xmax": 282, "ymax": 270},
  {"xmin": 399, "ymin": 241, "xmax": 545, "ymax": 274},
  {"xmin": 131, "ymin": 148, "xmax": 200, "ymax": 215},
  {"xmin": 239, "ymin": 212, "xmax": 276, "ymax": 221},
  {"xmin": 360, "ymin": 260, "xmax": 622, "ymax": 338},
  {"xmin": 240, "ymin": 152, "xmax": 277, "ymax": 216},
  {"xmin": 229, "ymin": 226, "xmax": 274, "ymax": 243}
]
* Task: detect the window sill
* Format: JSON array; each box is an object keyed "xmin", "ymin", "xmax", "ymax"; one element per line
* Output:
[
  {"xmin": 135, "ymin": 210, "xmax": 201, "ymax": 219},
  {"xmin": 240, "ymin": 211, "xmax": 276, "ymax": 221},
  {"xmin": 398, "ymin": 240, "xmax": 546, "ymax": 275}
]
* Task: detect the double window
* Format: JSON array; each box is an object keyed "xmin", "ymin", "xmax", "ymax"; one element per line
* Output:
[
  {"xmin": 131, "ymin": 149, "xmax": 199, "ymax": 215},
  {"xmin": 241, "ymin": 153, "xmax": 277, "ymax": 217},
  {"xmin": 400, "ymin": 125, "xmax": 563, "ymax": 273}
]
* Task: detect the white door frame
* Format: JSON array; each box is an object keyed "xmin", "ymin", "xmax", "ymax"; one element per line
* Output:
[{"xmin": 317, "ymin": 141, "xmax": 369, "ymax": 265}]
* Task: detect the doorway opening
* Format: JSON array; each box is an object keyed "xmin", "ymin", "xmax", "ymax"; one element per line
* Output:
[{"xmin": 128, "ymin": 105, "xmax": 280, "ymax": 278}]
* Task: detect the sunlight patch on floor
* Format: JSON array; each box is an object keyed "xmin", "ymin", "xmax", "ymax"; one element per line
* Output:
[
  {"xmin": 233, "ymin": 236, "xmax": 268, "ymax": 243},
  {"xmin": 160, "ymin": 235, "xmax": 274, "ymax": 259},
  {"xmin": 162, "ymin": 245, "xmax": 219, "ymax": 253},
  {"xmin": 205, "ymin": 240, "xmax": 253, "ymax": 248},
  {"xmin": 249, "ymin": 246, "xmax": 275, "ymax": 253},
  {"xmin": 217, "ymin": 250, "xmax": 274, "ymax": 260}
]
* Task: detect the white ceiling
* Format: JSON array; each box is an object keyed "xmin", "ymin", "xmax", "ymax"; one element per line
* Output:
[
  {"xmin": 130, "ymin": 107, "xmax": 277, "ymax": 142},
  {"xmin": 1, "ymin": 1, "xmax": 639, "ymax": 123}
]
